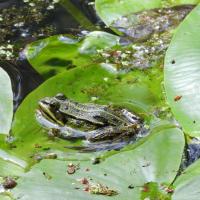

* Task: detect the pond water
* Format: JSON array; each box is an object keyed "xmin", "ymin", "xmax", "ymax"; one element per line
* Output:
[{"xmin": 0, "ymin": 0, "xmax": 100, "ymax": 109}]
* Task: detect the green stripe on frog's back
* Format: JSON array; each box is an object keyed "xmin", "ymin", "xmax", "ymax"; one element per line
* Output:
[{"xmin": 58, "ymin": 99, "xmax": 128, "ymax": 126}]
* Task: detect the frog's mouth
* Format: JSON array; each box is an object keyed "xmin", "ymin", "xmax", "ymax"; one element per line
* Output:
[{"xmin": 38, "ymin": 101, "xmax": 64, "ymax": 126}]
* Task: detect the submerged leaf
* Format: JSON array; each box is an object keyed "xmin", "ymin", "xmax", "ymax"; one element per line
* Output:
[
  {"xmin": 95, "ymin": 0, "xmax": 197, "ymax": 26},
  {"xmin": 25, "ymin": 31, "xmax": 119, "ymax": 79}
]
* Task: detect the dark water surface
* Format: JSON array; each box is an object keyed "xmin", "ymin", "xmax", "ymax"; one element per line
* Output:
[{"xmin": 0, "ymin": 0, "xmax": 99, "ymax": 109}]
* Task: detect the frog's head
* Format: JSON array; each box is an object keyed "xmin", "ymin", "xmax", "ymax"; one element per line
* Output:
[{"xmin": 38, "ymin": 93, "xmax": 67, "ymax": 125}]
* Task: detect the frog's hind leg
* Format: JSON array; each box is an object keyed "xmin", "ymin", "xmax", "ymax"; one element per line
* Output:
[
  {"xmin": 65, "ymin": 136, "xmax": 136, "ymax": 152},
  {"xmin": 82, "ymin": 139, "xmax": 130, "ymax": 152}
]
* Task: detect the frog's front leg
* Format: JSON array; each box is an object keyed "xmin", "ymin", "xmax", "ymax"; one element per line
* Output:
[{"xmin": 48, "ymin": 126, "xmax": 87, "ymax": 140}]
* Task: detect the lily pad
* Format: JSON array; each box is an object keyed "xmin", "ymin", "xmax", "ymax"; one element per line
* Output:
[
  {"xmin": 4, "ymin": 64, "xmax": 164, "ymax": 163},
  {"xmin": 0, "ymin": 67, "xmax": 13, "ymax": 135},
  {"xmin": 12, "ymin": 127, "xmax": 184, "ymax": 200},
  {"xmin": 164, "ymin": 4, "xmax": 200, "ymax": 136},
  {"xmin": 172, "ymin": 159, "xmax": 200, "ymax": 200},
  {"xmin": 25, "ymin": 31, "xmax": 119, "ymax": 79},
  {"xmin": 0, "ymin": 195, "xmax": 12, "ymax": 200},
  {"xmin": 0, "ymin": 158, "xmax": 24, "ymax": 177}
]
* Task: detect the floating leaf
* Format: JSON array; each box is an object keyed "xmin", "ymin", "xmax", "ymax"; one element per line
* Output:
[
  {"xmin": 0, "ymin": 67, "xmax": 13, "ymax": 135},
  {"xmin": 172, "ymin": 159, "xmax": 200, "ymax": 200},
  {"xmin": 12, "ymin": 127, "xmax": 184, "ymax": 200},
  {"xmin": 0, "ymin": 157, "xmax": 24, "ymax": 177},
  {"xmin": 164, "ymin": 4, "xmax": 200, "ymax": 136},
  {"xmin": 4, "ymin": 64, "xmax": 164, "ymax": 163}
]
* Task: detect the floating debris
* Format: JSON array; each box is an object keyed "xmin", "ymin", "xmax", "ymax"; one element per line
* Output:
[
  {"xmin": 3, "ymin": 177, "xmax": 17, "ymax": 189},
  {"xmin": 33, "ymin": 152, "xmax": 58, "ymax": 162},
  {"xmin": 79, "ymin": 178, "xmax": 89, "ymax": 185},
  {"xmin": 87, "ymin": 182, "xmax": 118, "ymax": 196},
  {"xmin": 174, "ymin": 95, "xmax": 182, "ymax": 102},
  {"xmin": 112, "ymin": 5, "xmax": 194, "ymax": 42},
  {"xmin": 95, "ymin": 31, "xmax": 171, "ymax": 71},
  {"xmin": 67, "ymin": 163, "xmax": 80, "ymax": 175},
  {"xmin": 95, "ymin": 5, "xmax": 194, "ymax": 72},
  {"xmin": 43, "ymin": 172, "xmax": 52, "ymax": 180},
  {"xmin": 78, "ymin": 177, "xmax": 118, "ymax": 196}
]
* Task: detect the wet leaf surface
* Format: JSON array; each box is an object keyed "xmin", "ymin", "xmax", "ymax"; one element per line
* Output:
[
  {"xmin": 164, "ymin": 4, "xmax": 200, "ymax": 136},
  {"xmin": 172, "ymin": 159, "xmax": 200, "ymax": 200},
  {"xmin": 12, "ymin": 127, "xmax": 184, "ymax": 200},
  {"xmin": 3, "ymin": 64, "xmax": 164, "ymax": 164},
  {"xmin": 0, "ymin": 68, "xmax": 13, "ymax": 135}
]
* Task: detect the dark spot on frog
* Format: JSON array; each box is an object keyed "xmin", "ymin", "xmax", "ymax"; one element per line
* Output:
[{"xmin": 193, "ymin": 120, "xmax": 196, "ymax": 124}]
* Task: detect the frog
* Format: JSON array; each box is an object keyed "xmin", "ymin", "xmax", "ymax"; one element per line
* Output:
[{"xmin": 36, "ymin": 93, "xmax": 141, "ymax": 144}]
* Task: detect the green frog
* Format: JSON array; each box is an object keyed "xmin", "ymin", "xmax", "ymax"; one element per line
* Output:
[{"xmin": 36, "ymin": 93, "xmax": 141, "ymax": 143}]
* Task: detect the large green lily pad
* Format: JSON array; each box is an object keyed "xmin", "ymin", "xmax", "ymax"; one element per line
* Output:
[
  {"xmin": 0, "ymin": 68, "xmax": 13, "ymax": 135},
  {"xmin": 12, "ymin": 127, "xmax": 184, "ymax": 200},
  {"xmin": 4, "ymin": 64, "xmax": 164, "ymax": 163},
  {"xmin": 164, "ymin": 4, "xmax": 200, "ymax": 136}
]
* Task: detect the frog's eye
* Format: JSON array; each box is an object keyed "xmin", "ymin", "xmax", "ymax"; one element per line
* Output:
[
  {"xmin": 55, "ymin": 93, "xmax": 66, "ymax": 100},
  {"xmin": 50, "ymin": 102, "xmax": 60, "ymax": 110}
]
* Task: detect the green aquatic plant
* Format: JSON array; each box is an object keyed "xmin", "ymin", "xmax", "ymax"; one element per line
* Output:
[{"xmin": 1, "ymin": 0, "xmax": 200, "ymax": 199}]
